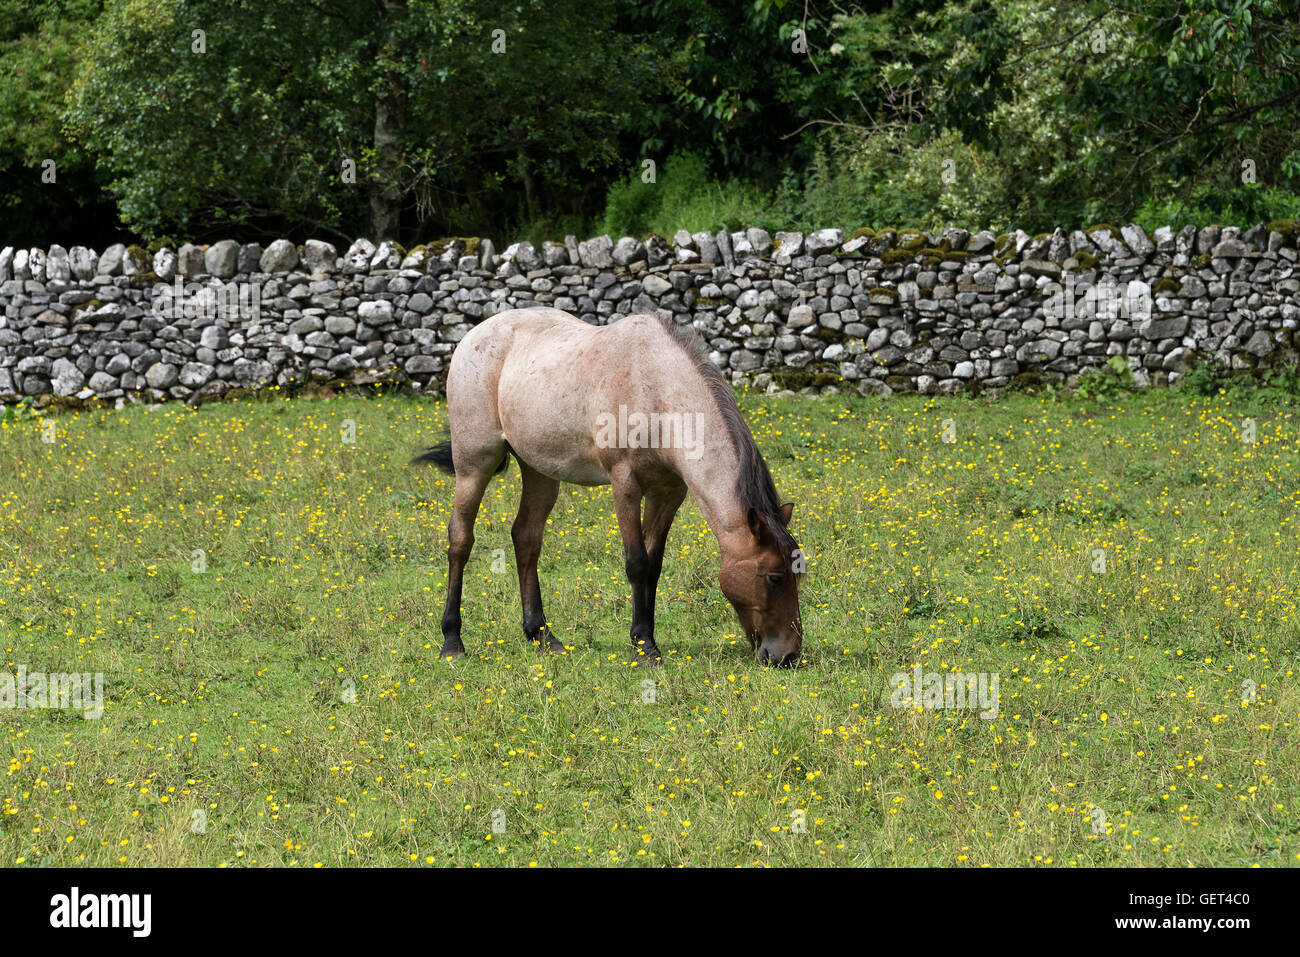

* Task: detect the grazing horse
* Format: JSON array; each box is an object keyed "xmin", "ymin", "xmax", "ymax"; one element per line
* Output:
[{"xmin": 413, "ymin": 306, "xmax": 803, "ymax": 666}]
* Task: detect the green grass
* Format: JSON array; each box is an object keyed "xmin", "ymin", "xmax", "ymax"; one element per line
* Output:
[{"xmin": 1, "ymin": 386, "xmax": 1297, "ymax": 867}]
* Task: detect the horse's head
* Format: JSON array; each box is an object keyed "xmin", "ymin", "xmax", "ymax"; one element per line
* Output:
[{"xmin": 719, "ymin": 503, "xmax": 803, "ymax": 667}]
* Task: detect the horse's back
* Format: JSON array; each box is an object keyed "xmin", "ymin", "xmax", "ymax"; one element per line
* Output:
[
  {"xmin": 451, "ymin": 306, "xmax": 672, "ymax": 391},
  {"xmin": 446, "ymin": 308, "xmax": 689, "ymax": 485}
]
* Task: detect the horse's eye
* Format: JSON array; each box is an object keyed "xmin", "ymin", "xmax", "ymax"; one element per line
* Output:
[{"xmin": 766, "ymin": 573, "xmax": 786, "ymax": 588}]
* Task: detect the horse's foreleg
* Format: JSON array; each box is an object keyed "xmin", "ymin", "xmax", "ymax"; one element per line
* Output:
[
  {"xmin": 440, "ymin": 470, "xmax": 492, "ymax": 659},
  {"xmin": 642, "ymin": 483, "xmax": 687, "ymax": 636},
  {"xmin": 610, "ymin": 467, "xmax": 658, "ymax": 663},
  {"xmin": 512, "ymin": 462, "xmax": 561, "ymax": 653}
]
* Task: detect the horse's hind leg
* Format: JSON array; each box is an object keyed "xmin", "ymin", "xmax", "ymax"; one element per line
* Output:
[
  {"xmin": 512, "ymin": 462, "xmax": 561, "ymax": 653},
  {"xmin": 440, "ymin": 453, "xmax": 503, "ymax": 659}
]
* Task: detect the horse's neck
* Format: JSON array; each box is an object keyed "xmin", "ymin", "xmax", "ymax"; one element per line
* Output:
[{"xmin": 675, "ymin": 406, "xmax": 751, "ymax": 555}]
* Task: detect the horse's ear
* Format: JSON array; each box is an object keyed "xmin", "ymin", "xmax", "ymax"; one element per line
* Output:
[
  {"xmin": 778, "ymin": 502, "xmax": 794, "ymax": 527},
  {"xmin": 746, "ymin": 507, "xmax": 767, "ymax": 540}
]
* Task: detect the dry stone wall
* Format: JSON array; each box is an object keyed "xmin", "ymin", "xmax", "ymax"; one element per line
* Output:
[{"xmin": 1, "ymin": 221, "xmax": 1298, "ymax": 405}]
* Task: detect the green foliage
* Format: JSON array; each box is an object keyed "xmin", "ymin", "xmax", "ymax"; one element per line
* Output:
[
  {"xmin": 145, "ymin": 235, "xmax": 178, "ymax": 254},
  {"xmin": 1181, "ymin": 360, "xmax": 1300, "ymax": 404},
  {"xmin": 0, "ymin": 0, "xmax": 114, "ymax": 244},
  {"xmin": 57, "ymin": 0, "xmax": 656, "ymax": 242},
  {"xmin": 749, "ymin": 128, "xmax": 1011, "ymax": 234},
  {"xmin": 620, "ymin": 0, "xmax": 809, "ymax": 176},
  {"xmin": 1072, "ymin": 0, "xmax": 1300, "ymax": 229},
  {"xmin": 601, "ymin": 151, "xmax": 769, "ymax": 238},
  {"xmin": 5, "ymin": 0, "xmax": 1300, "ymax": 244},
  {"xmin": 1185, "ymin": 364, "xmax": 1222, "ymax": 397},
  {"xmin": 1179, "ymin": 362, "xmax": 1226, "ymax": 397},
  {"xmin": 1134, "ymin": 184, "xmax": 1300, "ymax": 234},
  {"xmin": 1, "ymin": 397, "xmax": 43, "ymax": 423},
  {"xmin": 417, "ymin": 0, "xmax": 657, "ymax": 238},
  {"xmin": 63, "ymin": 0, "xmax": 371, "ymax": 238},
  {"xmin": 1075, "ymin": 354, "xmax": 1136, "ymax": 401}
]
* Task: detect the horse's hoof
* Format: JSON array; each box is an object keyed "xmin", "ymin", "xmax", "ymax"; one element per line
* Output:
[
  {"xmin": 538, "ymin": 635, "xmax": 568, "ymax": 655},
  {"xmin": 439, "ymin": 640, "xmax": 466, "ymax": 660},
  {"xmin": 630, "ymin": 640, "xmax": 662, "ymax": 665}
]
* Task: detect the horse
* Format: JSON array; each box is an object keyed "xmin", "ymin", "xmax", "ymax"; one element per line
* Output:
[{"xmin": 412, "ymin": 306, "xmax": 803, "ymax": 666}]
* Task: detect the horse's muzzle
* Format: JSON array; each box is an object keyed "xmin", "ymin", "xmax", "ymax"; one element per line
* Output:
[{"xmin": 757, "ymin": 643, "xmax": 800, "ymax": 668}]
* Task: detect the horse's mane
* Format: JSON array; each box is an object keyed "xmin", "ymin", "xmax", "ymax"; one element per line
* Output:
[{"xmin": 655, "ymin": 314, "xmax": 798, "ymax": 557}]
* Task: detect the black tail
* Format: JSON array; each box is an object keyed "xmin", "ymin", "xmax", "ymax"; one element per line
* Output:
[
  {"xmin": 411, "ymin": 441, "xmax": 456, "ymax": 473},
  {"xmin": 410, "ymin": 440, "xmax": 511, "ymax": 476}
]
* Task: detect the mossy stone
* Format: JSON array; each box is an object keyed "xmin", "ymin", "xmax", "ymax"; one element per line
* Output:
[
  {"xmin": 425, "ymin": 237, "xmax": 480, "ymax": 258},
  {"xmin": 919, "ymin": 247, "xmax": 968, "ymax": 261},
  {"xmin": 1011, "ymin": 371, "xmax": 1045, "ymax": 391},
  {"xmin": 773, "ymin": 368, "xmax": 815, "ymax": 390},
  {"xmin": 1266, "ymin": 219, "xmax": 1296, "ymax": 239},
  {"xmin": 881, "ymin": 249, "xmax": 917, "ymax": 265}
]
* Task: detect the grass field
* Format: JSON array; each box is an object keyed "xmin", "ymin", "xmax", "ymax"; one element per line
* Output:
[{"xmin": 1, "ymin": 383, "xmax": 1297, "ymax": 867}]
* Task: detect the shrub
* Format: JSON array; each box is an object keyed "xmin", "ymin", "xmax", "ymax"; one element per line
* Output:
[
  {"xmin": 1133, "ymin": 183, "xmax": 1300, "ymax": 234},
  {"xmin": 1075, "ymin": 354, "xmax": 1135, "ymax": 401},
  {"xmin": 601, "ymin": 151, "xmax": 769, "ymax": 239}
]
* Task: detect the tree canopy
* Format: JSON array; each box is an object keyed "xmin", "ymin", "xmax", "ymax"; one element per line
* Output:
[{"xmin": 2, "ymin": 0, "xmax": 1298, "ymax": 248}]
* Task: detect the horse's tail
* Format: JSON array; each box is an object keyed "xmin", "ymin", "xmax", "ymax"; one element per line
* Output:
[
  {"xmin": 410, "ymin": 440, "xmax": 512, "ymax": 476},
  {"xmin": 411, "ymin": 441, "xmax": 456, "ymax": 473}
]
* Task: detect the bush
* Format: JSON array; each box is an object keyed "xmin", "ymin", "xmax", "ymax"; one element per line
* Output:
[
  {"xmin": 1075, "ymin": 354, "xmax": 1135, "ymax": 401},
  {"xmin": 601, "ymin": 151, "xmax": 769, "ymax": 239},
  {"xmin": 1178, "ymin": 361, "xmax": 1228, "ymax": 397},
  {"xmin": 512, "ymin": 212, "xmax": 592, "ymax": 252},
  {"xmin": 1179, "ymin": 360, "xmax": 1300, "ymax": 403},
  {"xmin": 746, "ymin": 128, "xmax": 1016, "ymax": 235},
  {"xmin": 1133, "ymin": 183, "xmax": 1300, "ymax": 233}
]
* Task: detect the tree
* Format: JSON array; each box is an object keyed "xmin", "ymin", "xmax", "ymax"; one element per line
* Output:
[
  {"xmin": 60, "ymin": 0, "xmax": 657, "ymax": 242},
  {"xmin": 0, "ymin": 0, "xmax": 118, "ymax": 246}
]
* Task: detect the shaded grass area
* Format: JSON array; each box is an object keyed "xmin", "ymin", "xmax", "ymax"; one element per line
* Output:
[{"xmin": 1, "ymin": 386, "xmax": 1297, "ymax": 866}]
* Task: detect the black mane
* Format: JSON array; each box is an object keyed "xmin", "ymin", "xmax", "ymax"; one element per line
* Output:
[{"xmin": 657, "ymin": 315, "xmax": 799, "ymax": 557}]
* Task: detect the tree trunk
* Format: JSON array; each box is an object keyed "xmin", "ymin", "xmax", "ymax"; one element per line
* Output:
[
  {"xmin": 369, "ymin": 0, "xmax": 407, "ymax": 241},
  {"xmin": 462, "ymin": 167, "xmax": 489, "ymax": 236},
  {"xmin": 517, "ymin": 146, "xmax": 541, "ymax": 225}
]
